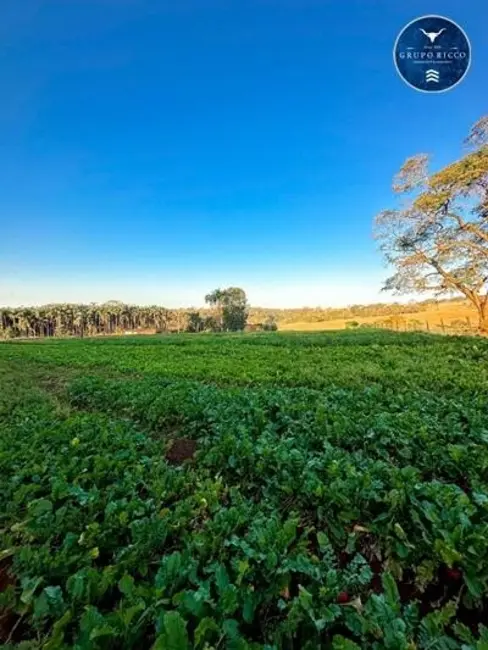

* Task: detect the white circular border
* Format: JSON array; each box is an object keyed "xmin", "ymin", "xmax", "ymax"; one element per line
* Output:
[{"xmin": 393, "ymin": 14, "xmax": 472, "ymax": 94}]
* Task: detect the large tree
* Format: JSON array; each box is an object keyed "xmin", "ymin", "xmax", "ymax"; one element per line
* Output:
[
  {"xmin": 204, "ymin": 287, "xmax": 248, "ymax": 331},
  {"xmin": 374, "ymin": 116, "xmax": 488, "ymax": 331}
]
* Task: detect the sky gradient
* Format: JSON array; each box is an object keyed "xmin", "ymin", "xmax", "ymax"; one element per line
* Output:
[{"xmin": 1, "ymin": 0, "xmax": 487, "ymax": 307}]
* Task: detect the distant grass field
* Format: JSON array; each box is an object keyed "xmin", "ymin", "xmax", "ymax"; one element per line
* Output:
[
  {"xmin": 279, "ymin": 302, "xmax": 479, "ymax": 333},
  {"xmin": 1, "ymin": 330, "xmax": 488, "ymax": 648}
]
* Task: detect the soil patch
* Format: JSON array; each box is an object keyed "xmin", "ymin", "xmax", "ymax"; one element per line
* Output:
[{"xmin": 166, "ymin": 438, "xmax": 197, "ymax": 465}]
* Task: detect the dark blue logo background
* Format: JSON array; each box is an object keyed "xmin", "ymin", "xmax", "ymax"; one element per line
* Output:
[{"xmin": 394, "ymin": 15, "xmax": 471, "ymax": 93}]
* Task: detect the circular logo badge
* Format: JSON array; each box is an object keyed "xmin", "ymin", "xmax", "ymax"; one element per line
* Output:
[{"xmin": 394, "ymin": 15, "xmax": 471, "ymax": 93}]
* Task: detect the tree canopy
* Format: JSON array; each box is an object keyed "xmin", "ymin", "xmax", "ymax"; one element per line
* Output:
[
  {"xmin": 374, "ymin": 115, "xmax": 488, "ymax": 331},
  {"xmin": 205, "ymin": 287, "xmax": 248, "ymax": 331}
]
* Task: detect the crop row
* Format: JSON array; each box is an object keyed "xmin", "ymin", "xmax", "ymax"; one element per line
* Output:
[
  {"xmin": 1, "ymin": 331, "xmax": 488, "ymax": 395},
  {"xmin": 2, "ymin": 368, "xmax": 488, "ymax": 648}
]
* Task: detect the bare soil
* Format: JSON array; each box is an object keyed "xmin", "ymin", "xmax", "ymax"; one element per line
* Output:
[{"xmin": 165, "ymin": 438, "xmax": 197, "ymax": 465}]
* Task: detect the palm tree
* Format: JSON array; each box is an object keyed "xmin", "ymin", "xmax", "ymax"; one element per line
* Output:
[{"xmin": 0, "ymin": 301, "xmax": 179, "ymax": 338}]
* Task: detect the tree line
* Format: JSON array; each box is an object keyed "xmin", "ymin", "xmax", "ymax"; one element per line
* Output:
[
  {"xmin": 0, "ymin": 288, "xmax": 267, "ymax": 339},
  {"xmin": 0, "ymin": 295, "xmax": 472, "ymax": 339},
  {"xmin": 251, "ymin": 297, "xmax": 469, "ymax": 325},
  {"xmin": 0, "ymin": 302, "xmax": 174, "ymax": 339}
]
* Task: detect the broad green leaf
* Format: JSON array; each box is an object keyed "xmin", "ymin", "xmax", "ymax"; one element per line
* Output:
[
  {"xmin": 0, "ymin": 548, "xmax": 15, "ymax": 562},
  {"xmin": 153, "ymin": 611, "xmax": 189, "ymax": 650},
  {"xmin": 21, "ymin": 576, "xmax": 43, "ymax": 605},
  {"xmin": 332, "ymin": 635, "xmax": 361, "ymax": 650},
  {"xmin": 44, "ymin": 586, "xmax": 65, "ymax": 615},
  {"xmin": 42, "ymin": 609, "xmax": 73, "ymax": 650},
  {"xmin": 382, "ymin": 572, "xmax": 401, "ymax": 614},
  {"xmin": 434, "ymin": 540, "xmax": 463, "ymax": 567},
  {"xmin": 28, "ymin": 498, "xmax": 53, "ymax": 517},
  {"xmin": 118, "ymin": 573, "xmax": 135, "ymax": 597},
  {"xmin": 89, "ymin": 625, "xmax": 116, "ymax": 641},
  {"xmin": 464, "ymin": 573, "xmax": 484, "ymax": 599},
  {"xmin": 317, "ymin": 531, "xmax": 330, "ymax": 552},
  {"xmin": 194, "ymin": 617, "xmax": 220, "ymax": 648},
  {"xmin": 454, "ymin": 622, "xmax": 475, "ymax": 644},
  {"xmin": 215, "ymin": 564, "xmax": 230, "ymax": 594}
]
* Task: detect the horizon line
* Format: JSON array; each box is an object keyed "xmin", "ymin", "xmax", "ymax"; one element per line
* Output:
[{"xmin": 0, "ymin": 296, "xmax": 466, "ymax": 311}]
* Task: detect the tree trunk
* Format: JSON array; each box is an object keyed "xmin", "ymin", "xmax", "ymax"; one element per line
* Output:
[
  {"xmin": 478, "ymin": 312, "xmax": 488, "ymax": 333},
  {"xmin": 476, "ymin": 300, "xmax": 488, "ymax": 333}
]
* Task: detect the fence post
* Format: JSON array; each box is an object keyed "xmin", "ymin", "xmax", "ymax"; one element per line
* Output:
[
  {"xmin": 426, "ymin": 321, "xmax": 430, "ymax": 332},
  {"xmin": 440, "ymin": 318, "xmax": 445, "ymax": 334}
]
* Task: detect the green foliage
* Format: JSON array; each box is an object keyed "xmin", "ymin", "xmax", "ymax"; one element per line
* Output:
[
  {"xmin": 153, "ymin": 612, "xmax": 189, "ymax": 650},
  {"xmin": 186, "ymin": 311, "xmax": 205, "ymax": 333},
  {"xmin": 375, "ymin": 114, "xmax": 488, "ymax": 332},
  {"xmin": 205, "ymin": 287, "xmax": 249, "ymax": 332},
  {"xmin": 1, "ymin": 330, "xmax": 488, "ymax": 647}
]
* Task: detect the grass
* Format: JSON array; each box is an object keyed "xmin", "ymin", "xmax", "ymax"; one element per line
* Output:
[
  {"xmin": 1, "ymin": 330, "xmax": 488, "ymax": 649},
  {"xmin": 279, "ymin": 302, "xmax": 479, "ymax": 333}
]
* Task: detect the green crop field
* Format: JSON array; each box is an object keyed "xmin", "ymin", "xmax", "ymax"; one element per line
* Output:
[{"xmin": 1, "ymin": 330, "xmax": 488, "ymax": 649}]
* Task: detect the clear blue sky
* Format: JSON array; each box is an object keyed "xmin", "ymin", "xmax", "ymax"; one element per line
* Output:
[{"xmin": 1, "ymin": 0, "xmax": 486, "ymax": 307}]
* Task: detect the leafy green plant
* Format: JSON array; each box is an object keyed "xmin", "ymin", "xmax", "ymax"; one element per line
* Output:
[{"xmin": 1, "ymin": 330, "xmax": 488, "ymax": 647}]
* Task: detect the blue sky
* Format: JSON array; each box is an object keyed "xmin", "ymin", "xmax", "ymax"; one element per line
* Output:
[{"xmin": 1, "ymin": 0, "xmax": 486, "ymax": 307}]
